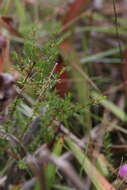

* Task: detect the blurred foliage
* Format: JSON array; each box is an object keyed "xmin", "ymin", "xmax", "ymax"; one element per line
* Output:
[{"xmin": 0, "ymin": 0, "xmax": 127, "ymax": 190}]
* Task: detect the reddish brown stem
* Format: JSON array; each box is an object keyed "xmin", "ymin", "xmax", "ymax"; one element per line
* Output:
[
  {"xmin": 0, "ymin": 35, "xmax": 7, "ymax": 72},
  {"xmin": 56, "ymin": 0, "xmax": 90, "ymax": 97},
  {"xmin": 63, "ymin": 0, "xmax": 89, "ymax": 25}
]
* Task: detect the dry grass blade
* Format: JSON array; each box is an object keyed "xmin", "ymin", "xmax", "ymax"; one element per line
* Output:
[
  {"xmin": 21, "ymin": 178, "xmax": 36, "ymax": 190},
  {"xmin": 37, "ymin": 147, "xmax": 86, "ymax": 190},
  {"xmin": 26, "ymin": 155, "xmax": 47, "ymax": 190},
  {"xmin": 0, "ymin": 73, "xmax": 17, "ymax": 123}
]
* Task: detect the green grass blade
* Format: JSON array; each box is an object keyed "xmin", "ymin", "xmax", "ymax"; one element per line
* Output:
[
  {"xmin": 1, "ymin": 0, "xmax": 11, "ymax": 14},
  {"xmin": 15, "ymin": 0, "xmax": 27, "ymax": 30},
  {"xmin": 92, "ymin": 92, "xmax": 127, "ymax": 122},
  {"xmin": 65, "ymin": 137, "xmax": 116, "ymax": 190},
  {"xmin": 47, "ymin": 137, "xmax": 64, "ymax": 188},
  {"xmin": 76, "ymin": 26, "xmax": 127, "ymax": 35},
  {"xmin": 63, "ymin": 44, "xmax": 92, "ymax": 135},
  {"xmin": 53, "ymin": 184, "xmax": 76, "ymax": 190},
  {"xmin": 81, "ymin": 48, "xmax": 124, "ymax": 64}
]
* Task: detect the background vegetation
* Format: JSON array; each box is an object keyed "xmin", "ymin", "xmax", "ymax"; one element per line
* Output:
[{"xmin": 0, "ymin": 0, "xmax": 127, "ymax": 189}]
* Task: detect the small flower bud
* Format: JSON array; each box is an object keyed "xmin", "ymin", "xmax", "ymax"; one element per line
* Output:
[{"xmin": 119, "ymin": 164, "xmax": 127, "ymax": 180}]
